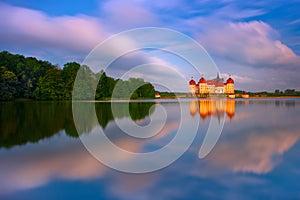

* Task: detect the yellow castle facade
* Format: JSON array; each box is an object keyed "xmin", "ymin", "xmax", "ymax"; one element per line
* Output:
[{"xmin": 189, "ymin": 74, "xmax": 235, "ymax": 98}]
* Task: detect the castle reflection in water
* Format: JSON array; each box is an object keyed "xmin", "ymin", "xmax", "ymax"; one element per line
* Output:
[{"xmin": 190, "ymin": 99, "xmax": 235, "ymax": 121}]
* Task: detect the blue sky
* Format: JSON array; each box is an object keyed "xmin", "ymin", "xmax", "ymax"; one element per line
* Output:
[{"xmin": 0, "ymin": 0, "xmax": 300, "ymax": 91}]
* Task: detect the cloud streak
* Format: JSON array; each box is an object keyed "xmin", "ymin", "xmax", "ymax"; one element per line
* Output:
[
  {"xmin": 0, "ymin": 3, "xmax": 108, "ymax": 53},
  {"xmin": 197, "ymin": 21, "xmax": 300, "ymax": 68}
]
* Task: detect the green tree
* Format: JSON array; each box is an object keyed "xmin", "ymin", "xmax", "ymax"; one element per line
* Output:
[
  {"xmin": 73, "ymin": 65, "xmax": 97, "ymax": 100},
  {"xmin": 62, "ymin": 62, "xmax": 80, "ymax": 99},
  {"xmin": 34, "ymin": 68, "xmax": 64, "ymax": 100},
  {"xmin": 284, "ymin": 89, "xmax": 296, "ymax": 96},
  {"xmin": 0, "ymin": 51, "xmax": 57, "ymax": 99},
  {"xmin": 139, "ymin": 83, "xmax": 155, "ymax": 98},
  {"xmin": 0, "ymin": 67, "xmax": 18, "ymax": 100},
  {"xmin": 274, "ymin": 89, "xmax": 280, "ymax": 96},
  {"xmin": 96, "ymin": 71, "xmax": 116, "ymax": 99}
]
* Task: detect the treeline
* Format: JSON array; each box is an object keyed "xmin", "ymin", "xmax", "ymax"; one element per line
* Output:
[
  {"xmin": 235, "ymin": 89, "xmax": 300, "ymax": 97},
  {"xmin": 0, "ymin": 51, "xmax": 155, "ymax": 101},
  {"xmin": 273, "ymin": 89, "xmax": 300, "ymax": 96}
]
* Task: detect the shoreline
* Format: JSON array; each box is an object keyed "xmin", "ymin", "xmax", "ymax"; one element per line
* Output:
[
  {"xmin": 236, "ymin": 96, "xmax": 300, "ymax": 99},
  {"xmin": 1, "ymin": 96, "xmax": 300, "ymax": 103}
]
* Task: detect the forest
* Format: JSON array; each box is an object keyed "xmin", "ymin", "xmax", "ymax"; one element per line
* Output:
[{"xmin": 0, "ymin": 51, "xmax": 156, "ymax": 101}]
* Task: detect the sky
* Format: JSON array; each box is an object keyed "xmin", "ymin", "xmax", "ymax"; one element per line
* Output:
[{"xmin": 0, "ymin": 0, "xmax": 300, "ymax": 92}]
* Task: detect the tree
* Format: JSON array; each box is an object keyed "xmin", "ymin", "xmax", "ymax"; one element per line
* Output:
[
  {"xmin": 139, "ymin": 83, "xmax": 155, "ymax": 98},
  {"xmin": 96, "ymin": 71, "xmax": 116, "ymax": 99},
  {"xmin": 34, "ymin": 68, "xmax": 64, "ymax": 100},
  {"xmin": 62, "ymin": 62, "xmax": 80, "ymax": 99},
  {"xmin": 0, "ymin": 67, "xmax": 17, "ymax": 100},
  {"xmin": 0, "ymin": 51, "xmax": 57, "ymax": 99},
  {"xmin": 274, "ymin": 89, "xmax": 280, "ymax": 96},
  {"xmin": 284, "ymin": 89, "xmax": 296, "ymax": 96},
  {"xmin": 72, "ymin": 65, "xmax": 97, "ymax": 100}
]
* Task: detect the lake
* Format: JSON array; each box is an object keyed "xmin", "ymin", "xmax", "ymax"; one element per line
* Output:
[{"xmin": 1, "ymin": 98, "xmax": 300, "ymax": 199}]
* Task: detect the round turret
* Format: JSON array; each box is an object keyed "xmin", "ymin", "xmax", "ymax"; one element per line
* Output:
[
  {"xmin": 189, "ymin": 79, "xmax": 196, "ymax": 85},
  {"xmin": 226, "ymin": 76, "xmax": 234, "ymax": 84},
  {"xmin": 199, "ymin": 77, "xmax": 206, "ymax": 84}
]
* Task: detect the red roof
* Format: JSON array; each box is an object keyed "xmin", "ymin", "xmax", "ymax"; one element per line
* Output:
[
  {"xmin": 207, "ymin": 80, "xmax": 215, "ymax": 85},
  {"xmin": 226, "ymin": 77, "xmax": 234, "ymax": 84},
  {"xmin": 199, "ymin": 77, "xmax": 206, "ymax": 84},
  {"xmin": 216, "ymin": 82, "xmax": 224, "ymax": 87},
  {"xmin": 189, "ymin": 79, "xmax": 196, "ymax": 85},
  {"xmin": 206, "ymin": 79, "xmax": 224, "ymax": 87}
]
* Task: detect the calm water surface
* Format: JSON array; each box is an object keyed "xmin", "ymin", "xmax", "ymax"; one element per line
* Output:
[{"xmin": 0, "ymin": 99, "xmax": 300, "ymax": 199}]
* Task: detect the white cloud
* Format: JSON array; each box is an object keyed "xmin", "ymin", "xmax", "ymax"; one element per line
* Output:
[
  {"xmin": 100, "ymin": 0, "xmax": 158, "ymax": 31},
  {"xmin": 108, "ymin": 52, "xmax": 189, "ymax": 92},
  {"xmin": 213, "ymin": 5, "xmax": 266, "ymax": 19},
  {"xmin": 221, "ymin": 72, "xmax": 262, "ymax": 84},
  {"xmin": 288, "ymin": 19, "xmax": 300, "ymax": 25},
  {"xmin": 197, "ymin": 21, "xmax": 300, "ymax": 67},
  {"xmin": 0, "ymin": 3, "xmax": 109, "ymax": 53}
]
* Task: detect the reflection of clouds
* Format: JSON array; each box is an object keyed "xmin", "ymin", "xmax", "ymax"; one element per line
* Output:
[
  {"xmin": 0, "ymin": 104, "xmax": 181, "ymax": 194},
  {"xmin": 1, "ymin": 100, "xmax": 300, "ymax": 199},
  {"xmin": 0, "ymin": 130, "xmax": 149, "ymax": 193},
  {"xmin": 0, "ymin": 130, "xmax": 155, "ymax": 194},
  {"xmin": 195, "ymin": 100, "xmax": 300, "ymax": 174},
  {"xmin": 102, "ymin": 103, "xmax": 181, "ymax": 152},
  {"xmin": 207, "ymin": 130, "xmax": 299, "ymax": 174},
  {"xmin": 106, "ymin": 172, "xmax": 157, "ymax": 198},
  {"xmin": 0, "ymin": 133, "xmax": 106, "ymax": 193},
  {"xmin": 153, "ymin": 121, "xmax": 179, "ymax": 139},
  {"xmin": 230, "ymin": 111, "xmax": 252, "ymax": 122}
]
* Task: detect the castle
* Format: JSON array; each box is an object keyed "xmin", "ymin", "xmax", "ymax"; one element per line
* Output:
[{"xmin": 189, "ymin": 74, "xmax": 235, "ymax": 98}]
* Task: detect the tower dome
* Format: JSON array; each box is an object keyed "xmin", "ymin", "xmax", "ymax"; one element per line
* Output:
[
  {"xmin": 199, "ymin": 77, "xmax": 206, "ymax": 84},
  {"xmin": 226, "ymin": 76, "xmax": 234, "ymax": 84},
  {"xmin": 189, "ymin": 78, "xmax": 196, "ymax": 85}
]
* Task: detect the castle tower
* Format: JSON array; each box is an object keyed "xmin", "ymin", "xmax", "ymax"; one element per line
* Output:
[
  {"xmin": 189, "ymin": 77, "xmax": 197, "ymax": 95},
  {"xmin": 198, "ymin": 76, "xmax": 208, "ymax": 95},
  {"xmin": 225, "ymin": 75, "xmax": 234, "ymax": 94}
]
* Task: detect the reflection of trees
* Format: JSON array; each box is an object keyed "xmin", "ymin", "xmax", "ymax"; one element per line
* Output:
[
  {"xmin": 96, "ymin": 102, "xmax": 154, "ymax": 128},
  {"xmin": 0, "ymin": 102, "xmax": 154, "ymax": 148},
  {"xmin": 189, "ymin": 100, "xmax": 235, "ymax": 121},
  {"xmin": 0, "ymin": 102, "xmax": 75, "ymax": 148}
]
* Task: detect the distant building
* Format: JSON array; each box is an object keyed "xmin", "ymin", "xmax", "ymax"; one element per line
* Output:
[
  {"xmin": 242, "ymin": 94, "xmax": 249, "ymax": 98},
  {"xmin": 189, "ymin": 74, "xmax": 235, "ymax": 98}
]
